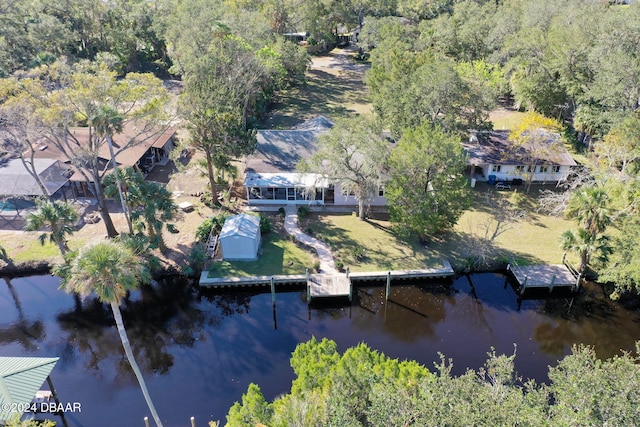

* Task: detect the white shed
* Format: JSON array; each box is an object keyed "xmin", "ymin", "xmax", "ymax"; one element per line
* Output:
[{"xmin": 219, "ymin": 214, "xmax": 262, "ymax": 261}]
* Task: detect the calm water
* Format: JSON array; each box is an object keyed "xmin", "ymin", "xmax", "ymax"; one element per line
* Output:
[{"xmin": 1, "ymin": 273, "xmax": 639, "ymax": 427}]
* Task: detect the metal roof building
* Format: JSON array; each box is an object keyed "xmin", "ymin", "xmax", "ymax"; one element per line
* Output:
[
  {"xmin": 219, "ymin": 214, "xmax": 262, "ymax": 261},
  {"xmin": 0, "ymin": 158, "xmax": 71, "ymax": 197},
  {"xmin": 0, "ymin": 356, "xmax": 59, "ymax": 422}
]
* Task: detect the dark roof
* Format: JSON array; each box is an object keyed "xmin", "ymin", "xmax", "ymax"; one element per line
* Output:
[
  {"xmin": 462, "ymin": 130, "xmax": 577, "ymax": 167},
  {"xmin": 29, "ymin": 121, "xmax": 176, "ymax": 177},
  {"xmin": 0, "ymin": 158, "xmax": 71, "ymax": 196},
  {"xmin": 246, "ymin": 116, "xmax": 333, "ymax": 173}
]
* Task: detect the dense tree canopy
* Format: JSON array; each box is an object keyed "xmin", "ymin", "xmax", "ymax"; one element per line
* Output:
[
  {"xmin": 299, "ymin": 116, "xmax": 390, "ymax": 220},
  {"xmin": 227, "ymin": 338, "xmax": 640, "ymax": 427},
  {"xmin": 386, "ymin": 123, "xmax": 471, "ymax": 240}
]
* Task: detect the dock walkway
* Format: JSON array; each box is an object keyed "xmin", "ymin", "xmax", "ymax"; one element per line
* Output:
[
  {"xmin": 507, "ymin": 262, "xmax": 579, "ymax": 294},
  {"xmin": 200, "ymin": 262, "xmax": 455, "ymax": 301}
]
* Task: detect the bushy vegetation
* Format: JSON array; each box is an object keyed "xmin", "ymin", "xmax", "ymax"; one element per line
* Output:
[
  {"xmin": 227, "ymin": 338, "xmax": 640, "ymax": 427},
  {"xmin": 195, "ymin": 214, "xmax": 229, "ymax": 243}
]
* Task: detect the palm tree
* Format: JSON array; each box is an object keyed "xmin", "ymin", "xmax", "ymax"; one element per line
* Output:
[
  {"xmin": 561, "ymin": 228, "xmax": 612, "ymax": 274},
  {"xmin": 90, "ymin": 105, "xmax": 134, "ymax": 234},
  {"xmin": 566, "ymin": 187, "xmax": 612, "ymax": 237},
  {"xmin": 104, "ymin": 168, "xmax": 178, "ymax": 252},
  {"xmin": 25, "ymin": 200, "xmax": 79, "ymax": 257},
  {"xmin": 61, "ymin": 241, "xmax": 164, "ymax": 427}
]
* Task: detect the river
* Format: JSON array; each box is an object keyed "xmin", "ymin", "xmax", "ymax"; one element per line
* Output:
[{"xmin": 1, "ymin": 272, "xmax": 639, "ymax": 427}]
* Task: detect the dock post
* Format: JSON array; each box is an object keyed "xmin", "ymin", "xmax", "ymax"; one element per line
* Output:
[
  {"xmin": 144, "ymin": 417, "xmax": 150, "ymax": 427},
  {"xmin": 306, "ymin": 268, "xmax": 309, "ymax": 280},
  {"xmin": 386, "ymin": 271, "xmax": 391, "ymax": 301},
  {"xmin": 575, "ymin": 273, "xmax": 582, "ymax": 291},
  {"xmin": 191, "ymin": 416, "xmax": 196, "ymax": 427},
  {"xmin": 520, "ymin": 275, "xmax": 528, "ymax": 296},
  {"xmin": 346, "ymin": 267, "xmax": 350, "ymax": 278},
  {"xmin": 270, "ymin": 277, "xmax": 276, "ymax": 305}
]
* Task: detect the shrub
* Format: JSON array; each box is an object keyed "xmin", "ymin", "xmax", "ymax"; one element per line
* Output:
[
  {"xmin": 259, "ymin": 214, "xmax": 271, "ymax": 234},
  {"xmin": 297, "ymin": 205, "xmax": 310, "ymax": 220},
  {"xmin": 278, "ymin": 207, "xmax": 286, "ymax": 217},
  {"xmin": 184, "ymin": 243, "xmax": 207, "ymax": 277},
  {"xmin": 195, "ymin": 214, "xmax": 228, "ymax": 243},
  {"xmin": 305, "ymin": 227, "xmax": 314, "ymax": 235},
  {"xmin": 352, "ymin": 246, "xmax": 366, "ymax": 261},
  {"xmin": 313, "ymin": 260, "xmax": 321, "ymax": 272},
  {"xmin": 335, "ymin": 260, "xmax": 344, "ymax": 271}
]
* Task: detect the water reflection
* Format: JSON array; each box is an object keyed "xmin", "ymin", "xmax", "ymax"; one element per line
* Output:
[
  {"xmin": 0, "ymin": 277, "xmax": 45, "ymax": 351},
  {"xmin": 1, "ymin": 273, "xmax": 640, "ymax": 426}
]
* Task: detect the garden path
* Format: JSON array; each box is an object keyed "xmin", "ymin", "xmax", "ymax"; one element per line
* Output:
[{"xmin": 284, "ymin": 205, "xmax": 337, "ymax": 274}]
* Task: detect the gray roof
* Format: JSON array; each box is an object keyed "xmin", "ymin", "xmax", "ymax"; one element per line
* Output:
[
  {"xmin": 0, "ymin": 357, "xmax": 59, "ymax": 422},
  {"xmin": 0, "ymin": 158, "xmax": 71, "ymax": 196},
  {"xmin": 462, "ymin": 130, "xmax": 577, "ymax": 167},
  {"xmin": 246, "ymin": 116, "xmax": 333, "ymax": 173},
  {"xmin": 219, "ymin": 214, "xmax": 261, "ymax": 240}
]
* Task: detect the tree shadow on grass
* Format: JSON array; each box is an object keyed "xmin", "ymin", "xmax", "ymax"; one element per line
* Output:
[{"xmin": 431, "ymin": 229, "xmax": 546, "ymax": 273}]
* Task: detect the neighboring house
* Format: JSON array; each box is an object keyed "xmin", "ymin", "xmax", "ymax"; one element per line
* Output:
[
  {"xmin": 244, "ymin": 116, "xmax": 388, "ymax": 207},
  {"xmin": 30, "ymin": 122, "xmax": 177, "ymax": 197},
  {"xmin": 462, "ymin": 130, "xmax": 577, "ymax": 185},
  {"xmin": 219, "ymin": 214, "xmax": 261, "ymax": 261},
  {"xmin": 0, "ymin": 158, "xmax": 72, "ymax": 199}
]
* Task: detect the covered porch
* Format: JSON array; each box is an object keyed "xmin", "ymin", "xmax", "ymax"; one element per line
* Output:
[{"xmin": 244, "ymin": 172, "xmax": 329, "ymax": 205}]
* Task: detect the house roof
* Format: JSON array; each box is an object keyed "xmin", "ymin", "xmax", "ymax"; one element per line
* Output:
[
  {"xmin": 0, "ymin": 158, "xmax": 71, "ymax": 196},
  {"xmin": 219, "ymin": 214, "xmax": 261, "ymax": 239},
  {"xmin": 0, "ymin": 357, "xmax": 59, "ymax": 422},
  {"xmin": 246, "ymin": 116, "xmax": 333, "ymax": 173},
  {"xmin": 243, "ymin": 172, "xmax": 329, "ymax": 188},
  {"xmin": 30, "ymin": 121, "xmax": 176, "ymax": 177},
  {"xmin": 462, "ymin": 130, "xmax": 577, "ymax": 167}
]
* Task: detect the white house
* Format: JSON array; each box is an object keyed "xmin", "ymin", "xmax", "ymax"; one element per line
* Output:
[
  {"xmin": 462, "ymin": 130, "xmax": 577, "ymax": 185},
  {"xmin": 243, "ymin": 116, "xmax": 388, "ymax": 209},
  {"xmin": 219, "ymin": 214, "xmax": 261, "ymax": 261}
]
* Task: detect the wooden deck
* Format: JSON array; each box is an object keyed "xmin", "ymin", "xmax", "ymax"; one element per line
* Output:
[
  {"xmin": 199, "ymin": 261, "xmax": 456, "ymax": 302},
  {"xmin": 507, "ymin": 263, "xmax": 579, "ymax": 294},
  {"xmin": 307, "ymin": 274, "xmax": 351, "ymax": 300}
]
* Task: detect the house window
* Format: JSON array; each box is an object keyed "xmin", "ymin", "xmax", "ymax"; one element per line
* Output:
[
  {"xmin": 492, "ymin": 165, "xmax": 501, "ymax": 172},
  {"xmin": 515, "ymin": 165, "xmax": 524, "ymax": 173},
  {"xmin": 526, "ymin": 165, "xmax": 535, "ymax": 173},
  {"xmin": 378, "ymin": 185, "xmax": 385, "ymax": 197},
  {"xmin": 539, "ymin": 165, "xmax": 549, "ymax": 173},
  {"xmin": 552, "ymin": 165, "xmax": 561, "ymax": 173},
  {"xmin": 342, "ymin": 186, "xmax": 356, "ymax": 197}
]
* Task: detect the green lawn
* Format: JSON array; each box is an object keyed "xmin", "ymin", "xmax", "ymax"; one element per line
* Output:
[
  {"xmin": 209, "ymin": 232, "xmax": 314, "ymax": 277},
  {"xmin": 304, "ymin": 214, "xmax": 444, "ymax": 272},
  {"xmin": 298, "ymin": 184, "xmax": 580, "ymax": 273},
  {"xmin": 9, "ymin": 234, "xmax": 87, "ymax": 263}
]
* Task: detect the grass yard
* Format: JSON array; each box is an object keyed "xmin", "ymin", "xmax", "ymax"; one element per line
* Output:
[
  {"xmin": 263, "ymin": 48, "xmax": 371, "ymax": 129},
  {"xmin": 1, "ymin": 231, "xmax": 88, "ymax": 264},
  {"xmin": 303, "ymin": 213, "xmax": 443, "ymax": 272},
  {"xmin": 209, "ymin": 222, "xmax": 315, "ymax": 278},
  {"xmin": 298, "ymin": 183, "xmax": 579, "ymax": 273},
  {"xmin": 489, "ymin": 107, "xmax": 527, "ymax": 131}
]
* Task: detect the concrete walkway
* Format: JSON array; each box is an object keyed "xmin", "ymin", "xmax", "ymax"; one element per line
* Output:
[{"xmin": 284, "ymin": 205, "xmax": 337, "ymax": 274}]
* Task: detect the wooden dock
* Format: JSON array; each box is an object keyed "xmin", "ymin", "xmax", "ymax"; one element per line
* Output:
[
  {"xmin": 199, "ymin": 261, "xmax": 456, "ymax": 302},
  {"xmin": 507, "ymin": 262, "xmax": 579, "ymax": 294},
  {"xmin": 307, "ymin": 274, "xmax": 351, "ymax": 301}
]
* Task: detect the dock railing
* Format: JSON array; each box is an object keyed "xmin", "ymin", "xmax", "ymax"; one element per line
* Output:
[{"xmin": 562, "ymin": 252, "xmax": 582, "ymax": 291}]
